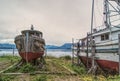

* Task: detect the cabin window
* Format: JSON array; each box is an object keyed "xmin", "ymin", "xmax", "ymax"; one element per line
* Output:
[
  {"xmin": 101, "ymin": 33, "xmax": 109, "ymax": 41},
  {"xmin": 101, "ymin": 35, "xmax": 104, "ymax": 40}
]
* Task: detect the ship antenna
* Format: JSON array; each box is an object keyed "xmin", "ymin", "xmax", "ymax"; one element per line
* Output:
[{"xmin": 31, "ymin": 24, "xmax": 34, "ymax": 30}]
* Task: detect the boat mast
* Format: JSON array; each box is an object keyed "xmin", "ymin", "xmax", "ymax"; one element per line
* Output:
[
  {"xmin": 91, "ymin": 0, "xmax": 94, "ymax": 34},
  {"xmin": 104, "ymin": 0, "xmax": 111, "ymax": 28}
]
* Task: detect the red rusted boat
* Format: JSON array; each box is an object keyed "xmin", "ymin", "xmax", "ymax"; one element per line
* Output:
[{"xmin": 14, "ymin": 25, "xmax": 45, "ymax": 61}]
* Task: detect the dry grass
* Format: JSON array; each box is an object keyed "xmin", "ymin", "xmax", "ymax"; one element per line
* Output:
[{"xmin": 0, "ymin": 55, "xmax": 120, "ymax": 81}]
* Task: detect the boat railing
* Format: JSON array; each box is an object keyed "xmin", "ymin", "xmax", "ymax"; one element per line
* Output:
[{"xmin": 93, "ymin": 25, "xmax": 106, "ymax": 33}]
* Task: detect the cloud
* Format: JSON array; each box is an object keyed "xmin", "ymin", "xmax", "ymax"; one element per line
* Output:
[
  {"xmin": 0, "ymin": 39, "xmax": 14, "ymax": 44},
  {"xmin": 0, "ymin": 0, "xmax": 104, "ymax": 45}
]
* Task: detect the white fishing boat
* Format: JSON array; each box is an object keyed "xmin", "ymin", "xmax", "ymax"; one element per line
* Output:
[{"xmin": 79, "ymin": 0, "xmax": 120, "ymax": 73}]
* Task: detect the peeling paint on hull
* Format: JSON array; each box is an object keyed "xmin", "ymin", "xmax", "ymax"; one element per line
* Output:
[{"xmin": 19, "ymin": 52, "xmax": 44, "ymax": 61}]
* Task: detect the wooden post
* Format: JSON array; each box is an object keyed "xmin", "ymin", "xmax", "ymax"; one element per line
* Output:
[
  {"xmin": 77, "ymin": 41, "xmax": 80, "ymax": 65},
  {"xmin": 118, "ymin": 34, "xmax": 120, "ymax": 75},
  {"xmin": 45, "ymin": 48, "xmax": 47, "ymax": 58},
  {"xmin": 92, "ymin": 39, "xmax": 95, "ymax": 68},
  {"xmin": 13, "ymin": 48, "xmax": 15, "ymax": 56},
  {"xmin": 87, "ymin": 37, "xmax": 96, "ymax": 74},
  {"xmin": 86, "ymin": 33, "xmax": 89, "ymax": 69},
  {"xmin": 26, "ymin": 32, "xmax": 29, "ymax": 63},
  {"xmin": 72, "ymin": 38, "xmax": 74, "ymax": 65},
  {"xmin": 44, "ymin": 47, "xmax": 47, "ymax": 58}
]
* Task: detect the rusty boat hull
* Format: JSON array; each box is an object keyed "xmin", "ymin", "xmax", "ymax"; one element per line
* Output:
[
  {"xmin": 96, "ymin": 59, "xmax": 118, "ymax": 73},
  {"xmin": 19, "ymin": 52, "xmax": 44, "ymax": 61},
  {"xmin": 79, "ymin": 56, "xmax": 92, "ymax": 68}
]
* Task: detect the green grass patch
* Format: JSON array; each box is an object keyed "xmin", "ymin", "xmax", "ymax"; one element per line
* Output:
[
  {"xmin": 33, "ymin": 75, "xmax": 47, "ymax": 81},
  {"xmin": 59, "ymin": 55, "xmax": 71, "ymax": 60},
  {"xmin": 4, "ymin": 63, "xmax": 36, "ymax": 73},
  {"xmin": 19, "ymin": 63, "xmax": 36, "ymax": 73},
  {"xmin": 45, "ymin": 56, "xmax": 57, "ymax": 59},
  {"xmin": 4, "ymin": 66, "xmax": 18, "ymax": 73},
  {"xmin": 71, "ymin": 65, "xmax": 86, "ymax": 75},
  {"xmin": 107, "ymin": 75, "xmax": 120, "ymax": 81},
  {"xmin": 0, "ymin": 75, "xmax": 15, "ymax": 81},
  {"xmin": 0, "ymin": 55, "xmax": 20, "ymax": 63}
]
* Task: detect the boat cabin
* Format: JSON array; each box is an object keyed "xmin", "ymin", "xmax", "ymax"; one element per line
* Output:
[{"xmin": 21, "ymin": 26, "xmax": 43, "ymax": 38}]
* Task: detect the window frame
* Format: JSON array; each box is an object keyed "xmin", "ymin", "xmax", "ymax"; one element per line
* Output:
[{"xmin": 101, "ymin": 33, "xmax": 109, "ymax": 41}]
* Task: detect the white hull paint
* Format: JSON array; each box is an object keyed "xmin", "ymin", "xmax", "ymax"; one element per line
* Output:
[{"xmin": 79, "ymin": 52, "xmax": 118, "ymax": 63}]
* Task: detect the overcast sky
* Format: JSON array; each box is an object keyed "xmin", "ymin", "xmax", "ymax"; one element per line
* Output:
[{"xmin": 0, "ymin": 0, "xmax": 104, "ymax": 45}]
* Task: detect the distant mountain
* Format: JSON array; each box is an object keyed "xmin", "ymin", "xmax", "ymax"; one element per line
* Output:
[
  {"xmin": 45, "ymin": 45, "xmax": 59, "ymax": 49},
  {"xmin": 0, "ymin": 43, "xmax": 16, "ymax": 49},
  {"xmin": 59, "ymin": 43, "xmax": 72, "ymax": 49},
  {"xmin": 0, "ymin": 43, "xmax": 72, "ymax": 49},
  {"xmin": 46, "ymin": 43, "xmax": 72, "ymax": 49}
]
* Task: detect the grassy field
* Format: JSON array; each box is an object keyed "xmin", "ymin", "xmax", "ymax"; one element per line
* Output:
[{"xmin": 0, "ymin": 55, "xmax": 120, "ymax": 81}]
